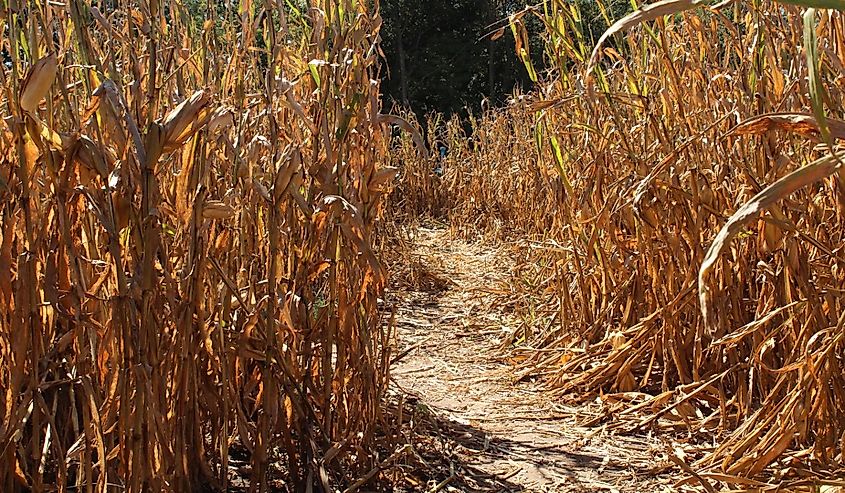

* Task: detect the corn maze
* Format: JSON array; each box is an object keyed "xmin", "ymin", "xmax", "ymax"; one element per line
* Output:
[{"xmin": 4, "ymin": 0, "xmax": 845, "ymax": 491}]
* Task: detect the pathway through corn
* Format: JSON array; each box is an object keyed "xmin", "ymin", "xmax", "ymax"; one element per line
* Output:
[{"xmin": 389, "ymin": 226, "xmax": 676, "ymax": 492}]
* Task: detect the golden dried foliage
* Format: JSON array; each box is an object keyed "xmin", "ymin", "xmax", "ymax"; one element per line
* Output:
[
  {"xmin": 0, "ymin": 0, "xmax": 400, "ymax": 491},
  {"xmin": 393, "ymin": 1, "xmax": 845, "ymax": 486}
]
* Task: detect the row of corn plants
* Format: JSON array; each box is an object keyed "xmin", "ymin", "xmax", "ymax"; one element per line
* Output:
[
  {"xmin": 393, "ymin": 0, "xmax": 845, "ymax": 486},
  {"xmin": 0, "ymin": 0, "xmax": 401, "ymax": 490}
]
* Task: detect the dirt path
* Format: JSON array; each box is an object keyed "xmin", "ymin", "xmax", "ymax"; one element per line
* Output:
[{"xmin": 389, "ymin": 226, "xmax": 674, "ymax": 492}]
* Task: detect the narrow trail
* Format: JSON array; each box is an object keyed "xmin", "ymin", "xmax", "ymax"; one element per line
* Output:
[{"xmin": 389, "ymin": 226, "xmax": 674, "ymax": 493}]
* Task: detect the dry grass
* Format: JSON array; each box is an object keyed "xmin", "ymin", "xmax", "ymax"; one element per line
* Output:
[
  {"xmin": 0, "ymin": 0, "xmax": 404, "ymax": 491},
  {"xmin": 393, "ymin": 1, "xmax": 845, "ymax": 487}
]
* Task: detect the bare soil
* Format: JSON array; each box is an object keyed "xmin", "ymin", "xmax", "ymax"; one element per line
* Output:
[{"xmin": 388, "ymin": 226, "xmax": 678, "ymax": 492}]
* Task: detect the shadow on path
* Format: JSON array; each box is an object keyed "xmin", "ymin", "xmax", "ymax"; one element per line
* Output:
[{"xmin": 387, "ymin": 226, "xmax": 673, "ymax": 492}]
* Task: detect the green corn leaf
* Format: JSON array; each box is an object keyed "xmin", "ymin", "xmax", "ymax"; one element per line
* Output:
[
  {"xmin": 803, "ymin": 8, "xmax": 831, "ymax": 144},
  {"xmin": 549, "ymin": 135, "xmax": 574, "ymax": 197},
  {"xmin": 534, "ymin": 119, "xmax": 545, "ymax": 156},
  {"xmin": 308, "ymin": 59, "xmax": 324, "ymax": 87}
]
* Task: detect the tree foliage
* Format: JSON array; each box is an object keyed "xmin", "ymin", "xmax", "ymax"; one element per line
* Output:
[
  {"xmin": 378, "ymin": 0, "xmax": 633, "ymax": 116},
  {"xmin": 379, "ymin": 0, "xmax": 537, "ymax": 115}
]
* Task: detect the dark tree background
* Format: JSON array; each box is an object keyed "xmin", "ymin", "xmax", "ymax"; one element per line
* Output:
[
  {"xmin": 378, "ymin": 0, "xmax": 541, "ymax": 116},
  {"xmin": 378, "ymin": 0, "xmax": 632, "ymax": 116}
]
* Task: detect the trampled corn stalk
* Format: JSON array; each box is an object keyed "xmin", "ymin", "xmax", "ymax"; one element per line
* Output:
[{"xmin": 0, "ymin": 0, "xmax": 397, "ymax": 490}]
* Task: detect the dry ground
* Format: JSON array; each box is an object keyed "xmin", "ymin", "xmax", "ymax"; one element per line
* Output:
[{"xmin": 388, "ymin": 226, "xmax": 682, "ymax": 492}]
